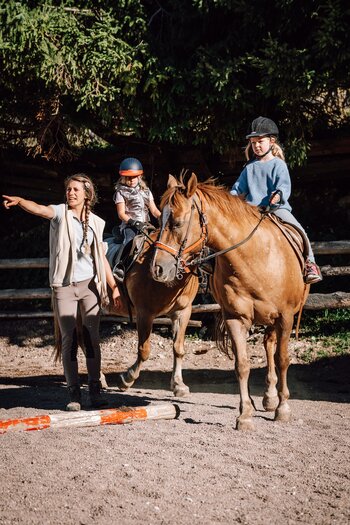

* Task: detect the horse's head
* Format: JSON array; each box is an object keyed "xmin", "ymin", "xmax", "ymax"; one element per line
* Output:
[{"xmin": 151, "ymin": 171, "xmax": 207, "ymax": 283}]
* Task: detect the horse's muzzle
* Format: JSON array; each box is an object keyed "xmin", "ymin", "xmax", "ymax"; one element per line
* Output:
[{"xmin": 152, "ymin": 262, "xmax": 177, "ymax": 283}]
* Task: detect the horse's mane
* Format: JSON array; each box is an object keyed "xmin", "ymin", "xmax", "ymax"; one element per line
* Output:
[{"xmin": 161, "ymin": 176, "xmax": 260, "ymax": 225}]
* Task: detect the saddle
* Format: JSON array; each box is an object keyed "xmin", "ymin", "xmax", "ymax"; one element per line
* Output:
[
  {"xmin": 267, "ymin": 213, "xmax": 309, "ymax": 273},
  {"xmin": 104, "ymin": 225, "xmax": 153, "ymax": 282}
]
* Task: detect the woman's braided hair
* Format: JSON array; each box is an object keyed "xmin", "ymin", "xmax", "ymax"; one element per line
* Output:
[{"xmin": 64, "ymin": 173, "xmax": 98, "ymax": 255}]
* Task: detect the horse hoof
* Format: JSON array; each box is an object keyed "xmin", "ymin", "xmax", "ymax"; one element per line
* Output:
[
  {"xmin": 116, "ymin": 373, "xmax": 133, "ymax": 391},
  {"xmin": 173, "ymin": 384, "xmax": 190, "ymax": 397},
  {"xmin": 263, "ymin": 395, "xmax": 279, "ymax": 412},
  {"xmin": 274, "ymin": 406, "xmax": 291, "ymax": 423},
  {"xmin": 236, "ymin": 417, "xmax": 255, "ymax": 431}
]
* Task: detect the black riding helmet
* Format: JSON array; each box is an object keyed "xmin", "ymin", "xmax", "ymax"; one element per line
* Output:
[
  {"xmin": 119, "ymin": 157, "xmax": 143, "ymax": 177},
  {"xmin": 246, "ymin": 117, "xmax": 279, "ymax": 139}
]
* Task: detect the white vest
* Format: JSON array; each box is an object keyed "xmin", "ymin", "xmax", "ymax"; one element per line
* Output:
[{"xmin": 49, "ymin": 204, "xmax": 109, "ymax": 307}]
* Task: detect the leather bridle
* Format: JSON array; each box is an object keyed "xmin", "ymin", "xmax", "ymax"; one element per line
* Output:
[
  {"xmin": 152, "ymin": 189, "xmax": 267, "ymax": 279},
  {"xmin": 152, "ymin": 194, "xmax": 208, "ymax": 279}
]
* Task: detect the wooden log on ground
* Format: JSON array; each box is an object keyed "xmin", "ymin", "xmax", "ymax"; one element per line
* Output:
[
  {"xmin": 0, "ymin": 311, "xmax": 202, "ymax": 327},
  {"xmin": 0, "ymin": 288, "xmax": 51, "ymax": 300},
  {"xmin": 192, "ymin": 303, "xmax": 221, "ymax": 314},
  {"xmin": 0, "ymin": 258, "xmax": 49, "ymax": 269},
  {"xmin": 320, "ymin": 265, "xmax": 350, "ymax": 276},
  {"xmin": 101, "ymin": 316, "xmax": 202, "ymax": 327},
  {"xmin": 0, "ymin": 290, "xmax": 349, "ymax": 311},
  {"xmin": 191, "ymin": 293, "xmax": 350, "ymax": 312},
  {"xmin": 303, "ymin": 292, "xmax": 350, "ymax": 310},
  {"xmin": 0, "ymin": 240, "xmax": 349, "ymax": 269},
  {"xmin": 0, "ymin": 403, "xmax": 180, "ymax": 434},
  {"xmin": 312, "ymin": 241, "xmax": 350, "ymax": 254}
]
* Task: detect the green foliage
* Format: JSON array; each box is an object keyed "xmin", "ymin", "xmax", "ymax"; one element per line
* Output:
[
  {"xmin": 302, "ymin": 309, "xmax": 350, "ymax": 336},
  {"xmin": 0, "ymin": 0, "xmax": 349, "ymax": 165},
  {"xmin": 297, "ymin": 309, "xmax": 350, "ymax": 363}
]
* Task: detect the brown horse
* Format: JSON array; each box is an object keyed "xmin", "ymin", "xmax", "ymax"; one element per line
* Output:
[
  {"xmin": 107, "ymin": 229, "xmax": 199, "ymax": 397},
  {"xmin": 151, "ymin": 173, "xmax": 309, "ymax": 430}
]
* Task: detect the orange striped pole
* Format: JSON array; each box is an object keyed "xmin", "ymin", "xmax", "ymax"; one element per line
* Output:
[{"xmin": 0, "ymin": 403, "xmax": 180, "ymax": 434}]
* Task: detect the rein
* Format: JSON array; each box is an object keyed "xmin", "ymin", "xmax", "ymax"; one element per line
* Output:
[
  {"xmin": 187, "ymin": 211, "xmax": 267, "ymax": 268},
  {"xmin": 153, "ymin": 188, "xmax": 268, "ymax": 278}
]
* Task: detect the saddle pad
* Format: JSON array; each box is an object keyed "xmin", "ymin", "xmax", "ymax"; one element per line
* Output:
[{"xmin": 267, "ymin": 213, "xmax": 308, "ymax": 272}]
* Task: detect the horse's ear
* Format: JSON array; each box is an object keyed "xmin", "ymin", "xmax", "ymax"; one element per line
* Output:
[
  {"xmin": 185, "ymin": 172, "xmax": 197, "ymax": 198},
  {"xmin": 167, "ymin": 174, "xmax": 178, "ymax": 188}
]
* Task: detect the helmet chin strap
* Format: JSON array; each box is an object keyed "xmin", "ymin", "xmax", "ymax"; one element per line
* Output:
[{"xmin": 255, "ymin": 147, "xmax": 272, "ymax": 159}]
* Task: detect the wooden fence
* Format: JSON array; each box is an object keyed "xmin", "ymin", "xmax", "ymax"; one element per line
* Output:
[{"xmin": 0, "ymin": 241, "xmax": 349, "ymax": 322}]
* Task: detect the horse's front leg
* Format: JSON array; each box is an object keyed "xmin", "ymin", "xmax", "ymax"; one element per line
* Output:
[
  {"xmin": 274, "ymin": 316, "xmax": 294, "ymax": 422},
  {"xmin": 169, "ymin": 304, "xmax": 192, "ymax": 397},
  {"xmin": 117, "ymin": 313, "xmax": 153, "ymax": 391},
  {"xmin": 262, "ymin": 326, "xmax": 279, "ymax": 411},
  {"xmin": 225, "ymin": 317, "xmax": 255, "ymax": 431}
]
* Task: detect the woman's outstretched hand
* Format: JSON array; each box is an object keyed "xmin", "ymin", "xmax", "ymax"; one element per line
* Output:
[
  {"xmin": 2, "ymin": 195, "xmax": 21, "ymax": 209},
  {"xmin": 2, "ymin": 195, "xmax": 54, "ymax": 219}
]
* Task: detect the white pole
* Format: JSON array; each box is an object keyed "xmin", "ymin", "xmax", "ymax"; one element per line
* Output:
[{"xmin": 0, "ymin": 404, "xmax": 180, "ymax": 434}]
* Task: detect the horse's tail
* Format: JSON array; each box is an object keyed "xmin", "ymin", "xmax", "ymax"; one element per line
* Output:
[
  {"xmin": 295, "ymin": 283, "xmax": 310, "ymax": 340},
  {"xmin": 214, "ymin": 311, "xmax": 235, "ymax": 360}
]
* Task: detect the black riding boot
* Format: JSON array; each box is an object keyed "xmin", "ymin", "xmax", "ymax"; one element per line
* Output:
[
  {"xmin": 88, "ymin": 380, "xmax": 108, "ymax": 409},
  {"xmin": 66, "ymin": 385, "xmax": 81, "ymax": 412}
]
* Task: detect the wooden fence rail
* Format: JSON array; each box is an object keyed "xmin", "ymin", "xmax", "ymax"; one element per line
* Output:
[{"xmin": 0, "ymin": 241, "xmax": 349, "ymax": 316}]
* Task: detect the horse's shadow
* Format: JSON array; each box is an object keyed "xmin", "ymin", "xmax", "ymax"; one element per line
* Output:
[
  {"xmin": 1, "ymin": 354, "xmax": 349, "ymax": 411},
  {"xmin": 104, "ymin": 354, "xmax": 350, "ymax": 403}
]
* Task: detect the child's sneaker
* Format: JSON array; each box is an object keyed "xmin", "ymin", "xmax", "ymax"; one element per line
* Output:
[{"xmin": 305, "ymin": 259, "xmax": 323, "ymax": 284}]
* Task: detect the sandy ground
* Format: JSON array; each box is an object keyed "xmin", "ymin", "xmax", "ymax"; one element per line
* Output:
[{"xmin": 0, "ymin": 319, "xmax": 349, "ymax": 525}]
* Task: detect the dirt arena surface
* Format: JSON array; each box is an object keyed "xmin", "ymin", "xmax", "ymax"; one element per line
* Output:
[{"xmin": 0, "ymin": 319, "xmax": 349, "ymax": 525}]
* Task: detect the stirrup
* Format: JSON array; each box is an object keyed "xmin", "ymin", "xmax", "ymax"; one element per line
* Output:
[{"xmin": 113, "ymin": 263, "xmax": 125, "ymax": 283}]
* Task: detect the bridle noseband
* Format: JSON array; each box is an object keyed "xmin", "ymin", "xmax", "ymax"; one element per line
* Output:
[{"xmin": 152, "ymin": 195, "xmax": 208, "ymax": 279}]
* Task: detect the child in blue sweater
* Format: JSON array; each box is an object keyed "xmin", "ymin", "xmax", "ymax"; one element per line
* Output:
[{"xmin": 230, "ymin": 117, "xmax": 322, "ymax": 284}]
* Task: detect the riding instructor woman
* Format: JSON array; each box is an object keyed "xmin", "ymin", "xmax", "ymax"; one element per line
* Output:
[{"xmin": 2, "ymin": 174, "xmax": 120, "ymax": 411}]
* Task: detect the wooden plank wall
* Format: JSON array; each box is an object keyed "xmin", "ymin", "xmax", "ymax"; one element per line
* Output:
[{"xmin": 1, "ymin": 135, "xmax": 349, "ymax": 238}]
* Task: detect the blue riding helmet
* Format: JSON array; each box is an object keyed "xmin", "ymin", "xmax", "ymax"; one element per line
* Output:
[{"xmin": 119, "ymin": 157, "xmax": 143, "ymax": 177}]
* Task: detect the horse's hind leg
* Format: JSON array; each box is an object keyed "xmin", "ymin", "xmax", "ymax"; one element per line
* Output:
[
  {"xmin": 117, "ymin": 313, "xmax": 153, "ymax": 391},
  {"xmin": 170, "ymin": 304, "xmax": 192, "ymax": 397},
  {"xmin": 274, "ymin": 316, "xmax": 294, "ymax": 422},
  {"xmin": 262, "ymin": 326, "xmax": 279, "ymax": 411}
]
